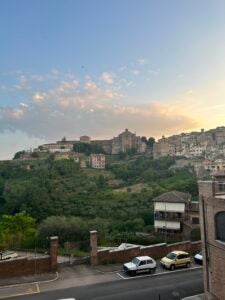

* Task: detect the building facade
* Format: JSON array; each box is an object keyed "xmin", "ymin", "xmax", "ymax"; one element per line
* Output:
[
  {"xmin": 198, "ymin": 173, "xmax": 225, "ymax": 300},
  {"xmin": 80, "ymin": 136, "xmax": 91, "ymax": 143},
  {"xmin": 111, "ymin": 129, "xmax": 146, "ymax": 154},
  {"xmin": 153, "ymin": 191, "xmax": 199, "ymax": 238},
  {"xmin": 89, "ymin": 154, "xmax": 106, "ymax": 169}
]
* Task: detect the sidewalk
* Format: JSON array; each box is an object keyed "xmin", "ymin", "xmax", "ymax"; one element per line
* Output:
[
  {"xmin": 93, "ymin": 263, "xmax": 123, "ymax": 273},
  {"xmin": 0, "ymin": 272, "xmax": 57, "ymax": 288}
]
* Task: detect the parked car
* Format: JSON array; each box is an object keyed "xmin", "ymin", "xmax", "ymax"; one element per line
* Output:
[
  {"xmin": 194, "ymin": 252, "xmax": 203, "ymax": 265},
  {"xmin": 123, "ymin": 256, "xmax": 157, "ymax": 276},
  {"xmin": 0, "ymin": 251, "xmax": 18, "ymax": 260},
  {"xmin": 160, "ymin": 251, "xmax": 191, "ymax": 271}
]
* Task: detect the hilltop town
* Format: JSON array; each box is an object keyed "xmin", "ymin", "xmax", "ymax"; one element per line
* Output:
[{"xmin": 15, "ymin": 126, "xmax": 225, "ymax": 178}]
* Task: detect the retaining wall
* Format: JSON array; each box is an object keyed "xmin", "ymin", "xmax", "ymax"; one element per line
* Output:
[{"xmin": 97, "ymin": 241, "xmax": 201, "ymax": 264}]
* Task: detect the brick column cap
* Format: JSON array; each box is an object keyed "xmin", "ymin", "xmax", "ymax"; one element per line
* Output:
[
  {"xmin": 50, "ymin": 236, "xmax": 58, "ymax": 240},
  {"xmin": 90, "ymin": 230, "xmax": 97, "ymax": 234}
]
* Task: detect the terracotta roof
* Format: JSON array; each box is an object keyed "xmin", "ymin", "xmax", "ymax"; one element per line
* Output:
[{"xmin": 153, "ymin": 190, "xmax": 190, "ymax": 203}]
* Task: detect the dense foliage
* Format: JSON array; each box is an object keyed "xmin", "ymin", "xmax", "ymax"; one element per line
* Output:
[
  {"xmin": 0, "ymin": 212, "xmax": 37, "ymax": 249},
  {"xmin": 73, "ymin": 142, "xmax": 105, "ymax": 155},
  {"xmin": 0, "ymin": 156, "xmax": 198, "ymax": 247}
]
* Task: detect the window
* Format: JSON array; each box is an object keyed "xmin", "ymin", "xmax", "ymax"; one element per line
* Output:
[
  {"xmin": 215, "ymin": 211, "xmax": 225, "ymax": 242},
  {"xmin": 139, "ymin": 261, "xmax": 146, "ymax": 266},
  {"xmin": 147, "ymin": 259, "xmax": 153, "ymax": 264},
  {"xmin": 192, "ymin": 217, "xmax": 199, "ymax": 224}
]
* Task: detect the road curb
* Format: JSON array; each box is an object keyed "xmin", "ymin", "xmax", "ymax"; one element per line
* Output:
[
  {"xmin": 0, "ymin": 271, "xmax": 59, "ymax": 289},
  {"xmin": 116, "ymin": 266, "xmax": 202, "ymax": 280}
]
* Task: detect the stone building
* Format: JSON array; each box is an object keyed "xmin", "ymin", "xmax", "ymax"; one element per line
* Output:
[
  {"xmin": 80, "ymin": 136, "xmax": 91, "ymax": 143},
  {"xmin": 153, "ymin": 136, "xmax": 175, "ymax": 159},
  {"xmin": 198, "ymin": 172, "xmax": 225, "ymax": 300},
  {"xmin": 111, "ymin": 129, "xmax": 146, "ymax": 154}
]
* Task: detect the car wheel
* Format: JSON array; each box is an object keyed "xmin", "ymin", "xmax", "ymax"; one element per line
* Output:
[
  {"xmin": 151, "ymin": 268, "xmax": 156, "ymax": 274},
  {"xmin": 186, "ymin": 262, "xmax": 191, "ymax": 268},
  {"xmin": 170, "ymin": 264, "xmax": 175, "ymax": 271}
]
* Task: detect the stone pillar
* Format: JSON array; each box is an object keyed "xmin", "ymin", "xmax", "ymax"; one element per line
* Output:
[
  {"xmin": 50, "ymin": 236, "xmax": 58, "ymax": 271},
  {"xmin": 90, "ymin": 230, "xmax": 98, "ymax": 266}
]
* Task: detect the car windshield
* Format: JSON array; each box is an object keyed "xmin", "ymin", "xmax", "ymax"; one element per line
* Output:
[
  {"xmin": 166, "ymin": 252, "xmax": 177, "ymax": 260},
  {"xmin": 132, "ymin": 258, "xmax": 140, "ymax": 266}
]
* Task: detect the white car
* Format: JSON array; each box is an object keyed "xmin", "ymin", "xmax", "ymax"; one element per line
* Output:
[
  {"xmin": 194, "ymin": 252, "xmax": 203, "ymax": 265},
  {"xmin": 0, "ymin": 251, "xmax": 18, "ymax": 260},
  {"xmin": 123, "ymin": 256, "xmax": 157, "ymax": 276}
]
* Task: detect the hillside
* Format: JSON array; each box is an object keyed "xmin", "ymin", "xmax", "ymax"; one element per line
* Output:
[{"xmin": 0, "ymin": 156, "xmax": 198, "ymax": 246}]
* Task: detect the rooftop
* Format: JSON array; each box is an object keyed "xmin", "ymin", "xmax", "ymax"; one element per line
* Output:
[{"xmin": 153, "ymin": 191, "xmax": 190, "ymax": 203}]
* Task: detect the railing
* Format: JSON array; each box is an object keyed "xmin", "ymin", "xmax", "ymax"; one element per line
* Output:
[{"xmin": 154, "ymin": 214, "xmax": 183, "ymax": 222}]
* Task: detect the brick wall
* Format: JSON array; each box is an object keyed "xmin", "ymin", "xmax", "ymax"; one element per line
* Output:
[
  {"xmin": 0, "ymin": 257, "xmax": 51, "ymax": 278},
  {"xmin": 0, "ymin": 236, "xmax": 58, "ymax": 279},
  {"xmin": 96, "ymin": 241, "xmax": 201, "ymax": 264}
]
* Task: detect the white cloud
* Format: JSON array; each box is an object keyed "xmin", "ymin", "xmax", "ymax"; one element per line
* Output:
[
  {"xmin": 20, "ymin": 102, "xmax": 29, "ymax": 108},
  {"xmin": 138, "ymin": 58, "xmax": 148, "ymax": 65},
  {"xmin": 4, "ymin": 69, "xmax": 218, "ymax": 150},
  {"xmin": 132, "ymin": 70, "xmax": 140, "ymax": 76},
  {"xmin": 101, "ymin": 72, "xmax": 114, "ymax": 84},
  {"xmin": 0, "ymin": 75, "xmax": 199, "ymax": 141}
]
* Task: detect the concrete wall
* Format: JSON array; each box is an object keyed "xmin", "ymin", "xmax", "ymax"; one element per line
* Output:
[{"xmin": 93, "ymin": 239, "xmax": 201, "ymax": 265}]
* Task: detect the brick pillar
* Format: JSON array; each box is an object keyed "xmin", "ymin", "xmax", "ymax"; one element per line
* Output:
[
  {"xmin": 198, "ymin": 180, "xmax": 215, "ymax": 200},
  {"xmin": 50, "ymin": 236, "xmax": 58, "ymax": 271},
  {"xmin": 90, "ymin": 230, "xmax": 98, "ymax": 266}
]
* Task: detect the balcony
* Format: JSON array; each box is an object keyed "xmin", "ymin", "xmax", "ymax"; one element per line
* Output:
[{"xmin": 154, "ymin": 212, "xmax": 183, "ymax": 222}]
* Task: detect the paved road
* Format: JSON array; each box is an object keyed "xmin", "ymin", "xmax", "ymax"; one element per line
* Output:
[{"xmin": 14, "ymin": 268, "xmax": 203, "ymax": 300}]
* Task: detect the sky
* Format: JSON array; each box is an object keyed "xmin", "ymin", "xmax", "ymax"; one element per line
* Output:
[{"xmin": 1, "ymin": 0, "xmax": 225, "ymax": 159}]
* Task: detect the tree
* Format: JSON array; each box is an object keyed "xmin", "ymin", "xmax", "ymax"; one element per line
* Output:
[
  {"xmin": 0, "ymin": 212, "xmax": 37, "ymax": 248},
  {"xmin": 38, "ymin": 216, "xmax": 88, "ymax": 245},
  {"xmin": 13, "ymin": 151, "xmax": 25, "ymax": 160},
  {"xmin": 141, "ymin": 136, "xmax": 147, "ymax": 144},
  {"xmin": 147, "ymin": 137, "xmax": 155, "ymax": 148}
]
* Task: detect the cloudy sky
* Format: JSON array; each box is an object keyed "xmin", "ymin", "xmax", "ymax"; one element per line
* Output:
[{"xmin": 1, "ymin": 0, "xmax": 225, "ymax": 159}]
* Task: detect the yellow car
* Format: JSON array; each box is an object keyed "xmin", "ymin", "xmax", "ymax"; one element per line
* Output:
[{"xmin": 160, "ymin": 251, "xmax": 191, "ymax": 271}]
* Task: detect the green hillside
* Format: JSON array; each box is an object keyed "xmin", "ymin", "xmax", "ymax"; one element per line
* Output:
[{"xmin": 0, "ymin": 156, "xmax": 198, "ymax": 248}]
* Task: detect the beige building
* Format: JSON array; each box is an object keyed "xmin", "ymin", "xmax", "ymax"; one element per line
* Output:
[
  {"xmin": 198, "ymin": 172, "xmax": 225, "ymax": 300},
  {"xmin": 153, "ymin": 136, "xmax": 175, "ymax": 159},
  {"xmin": 204, "ymin": 159, "xmax": 225, "ymax": 175},
  {"xmin": 153, "ymin": 191, "xmax": 199, "ymax": 238},
  {"xmin": 89, "ymin": 154, "xmax": 106, "ymax": 169}
]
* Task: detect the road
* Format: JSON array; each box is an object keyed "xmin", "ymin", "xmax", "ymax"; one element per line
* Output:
[{"xmin": 13, "ymin": 268, "xmax": 203, "ymax": 300}]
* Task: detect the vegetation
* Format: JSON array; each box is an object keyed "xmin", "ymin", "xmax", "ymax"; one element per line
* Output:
[
  {"xmin": 0, "ymin": 212, "xmax": 37, "ymax": 249},
  {"xmin": 0, "ymin": 155, "xmax": 198, "ymax": 250},
  {"xmin": 73, "ymin": 142, "xmax": 105, "ymax": 155}
]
